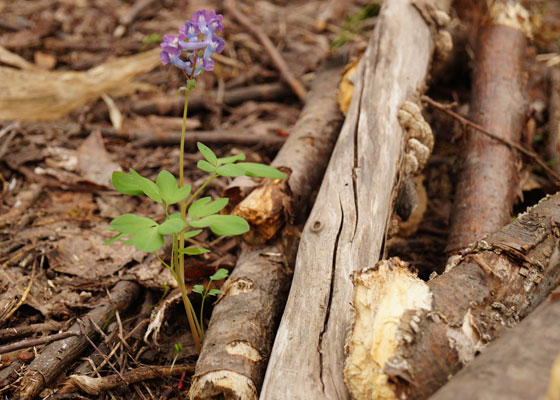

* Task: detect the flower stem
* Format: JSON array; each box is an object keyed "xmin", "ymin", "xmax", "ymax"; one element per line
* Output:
[{"xmin": 177, "ymin": 88, "xmax": 202, "ymax": 354}]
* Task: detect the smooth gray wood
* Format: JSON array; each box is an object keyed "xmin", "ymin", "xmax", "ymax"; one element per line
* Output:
[{"xmin": 260, "ymin": 0, "xmax": 449, "ymax": 398}]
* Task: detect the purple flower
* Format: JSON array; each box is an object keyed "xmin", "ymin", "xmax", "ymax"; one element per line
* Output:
[{"xmin": 160, "ymin": 10, "xmax": 225, "ymax": 78}]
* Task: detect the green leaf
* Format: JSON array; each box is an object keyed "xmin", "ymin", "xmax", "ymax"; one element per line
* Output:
[
  {"xmin": 216, "ymin": 164, "xmax": 245, "ymax": 177},
  {"xmin": 123, "ymin": 226, "xmax": 164, "ymax": 252},
  {"xmin": 210, "ymin": 268, "xmax": 229, "ymax": 281},
  {"xmin": 179, "ymin": 247, "xmax": 210, "ymax": 255},
  {"xmin": 192, "ymin": 284, "xmax": 204, "ymax": 294},
  {"xmin": 110, "ymin": 214, "xmax": 158, "ymax": 234},
  {"xmin": 156, "ymin": 170, "xmax": 178, "ymax": 204},
  {"xmin": 158, "ymin": 218, "xmax": 187, "ymax": 235},
  {"xmin": 174, "ymin": 343, "xmax": 183, "ymax": 353},
  {"xmin": 188, "ymin": 197, "xmax": 229, "ymax": 219},
  {"xmin": 237, "ymin": 163, "xmax": 287, "ymax": 179},
  {"xmin": 183, "ymin": 229, "xmax": 203, "ymax": 239},
  {"xmin": 197, "ymin": 142, "xmax": 218, "ymax": 166},
  {"xmin": 167, "ymin": 185, "xmax": 191, "ymax": 205},
  {"xmin": 197, "ymin": 160, "xmax": 216, "ymax": 173},
  {"xmin": 112, "ymin": 171, "xmax": 143, "ymax": 196},
  {"xmin": 217, "ymin": 153, "xmax": 246, "ymax": 164},
  {"xmin": 103, "ymin": 232, "xmax": 126, "ymax": 245},
  {"xmin": 130, "ymin": 169, "xmax": 162, "ymax": 203},
  {"xmin": 208, "ymin": 289, "xmax": 222, "ymax": 296},
  {"xmin": 190, "ymin": 214, "xmax": 249, "ymax": 236}
]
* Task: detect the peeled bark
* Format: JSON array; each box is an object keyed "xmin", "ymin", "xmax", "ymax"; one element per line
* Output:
[
  {"xmin": 345, "ymin": 192, "xmax": 560, "ymax": 400},
  {"xmin": 430, "ymin": 288, "xmax": 560, "ymax": 400},
  {"xmin": 446, "ymin": 1, "xmax": 530, "ymax": 254},
  {"xmin": 261, "ymin": 1, "xmax": 450, "ymax": 398}
]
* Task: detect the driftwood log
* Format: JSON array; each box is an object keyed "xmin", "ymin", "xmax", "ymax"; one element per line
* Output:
[
  {"xmin": 446, "ymin": 1, "xmax": 530, "ymax": 254},
  {"xmin": 261, "ymin": 0, "xmax": 451, "ymax": 398},
  {"xmin": 344, "ymin": 192, "xmax": 560, "ymax": 400},
  {"xmin": 429, "ymin": 287, "xmax": 560, "ymax": 400},
  {"xmin": 190, "ymin": 52, "xmax": 347, "ymax": 400},
  {"xmin": 15, "ymin": 280, "xmax": 141, "ymax": 399}
]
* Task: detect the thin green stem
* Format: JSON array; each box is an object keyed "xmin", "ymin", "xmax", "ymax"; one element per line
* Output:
[
  {"xmin": 184, "ymin": 173, "xmax": 218, "ymax": 210},
  {"xmin": 176, "ymin": 88, "xmax": 202, "ymax": 353}
]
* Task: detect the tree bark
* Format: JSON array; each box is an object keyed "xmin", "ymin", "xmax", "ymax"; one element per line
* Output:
[
  {"xmin": 429, "ymin": 287, "xmax": 560, "ymax": 400},
  {"xmin": 15, "ymin": 280, "xmax": 141, "ymax": 399},
  {"xmin": 446, "ymin": 1, "xmax": 529, "ymax": 254},
  {"xmin": 546, "ymin": 67, "xmax": 560, "ymax": 175},
  {"xmin": 190, "ymin": 52, "xmax": 347, "ymax": 400},
  {"xmin": 225, "ymin": 52, "xmax": 347, "ymax": 243},
  {"xmin": 345, "ymin": 192, "xmax": 560, "ymax": 400},
  {"xmin": 260, "ymin": 1, "xmax": 450, "ymax": 398}
]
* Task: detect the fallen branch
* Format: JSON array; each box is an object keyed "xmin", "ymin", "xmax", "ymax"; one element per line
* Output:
[
  {"xmin": 261, "ymin": 0, "xmax": 451, "ymax": 398},
  {"xmin": 15, "ymin": 280, "xmax": 141, "ymax": 400},
  {"xmin": 430, "ymin": 287, "xmax": 560, "ymax": 400},
  {"xmin": 70, "ymin": 365, "xmax": 194, "ymax": 395},
  {"xmin": 130, "ymin": 82, "xmax": 292, "ymax": 116},
  {"xmin": 0, "ymin": 331, "xmax": 79, "ymax": 355},
  {"xmin": 225, "ymin": 0, "xmax": 307, "ymax": 102},
  {"xmin": 444, "ymin": 1, "xmax": 532, "ymax": 254},
  {"xmin": 190, "ymin": 51, "xmax": 346, "ymax": 399},
  {"xmin": 345, "ymin": 191, "xmax": 560, "ymax": 399}
]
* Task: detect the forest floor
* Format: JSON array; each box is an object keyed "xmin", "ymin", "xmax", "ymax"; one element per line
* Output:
[{"xmin": 0, "ymin": 0, "xmax": 559, "ymax": 399}]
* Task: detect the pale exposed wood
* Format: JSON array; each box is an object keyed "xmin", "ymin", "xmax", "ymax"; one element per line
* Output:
[
  {"xmin": 430, "ymin": 288, "xmax": 560, "ymax": 400},
  {"xmin": 260, "ymin": 1, "xmax": 450, "ymax": 398},
  {"xmin": 345, "ymin": 192, "xmax": 560, "ymax": 399}
]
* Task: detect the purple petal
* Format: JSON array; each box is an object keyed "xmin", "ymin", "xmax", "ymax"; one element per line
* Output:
[{"xmin": 159, "ymin": 50, "xmax": 170, "ymax": 65}]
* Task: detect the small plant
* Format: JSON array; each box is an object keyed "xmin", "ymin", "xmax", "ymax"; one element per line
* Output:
[
  {"xmin": 170, "ymin": 343, "xmax": 183, "ymax": 372},
  {"xmin": 192, "ymin": 268, "xmax": 229, "ymax": 336},
  {"xmin": 104, "ymin": 10, "xmax": 286, "ymax": 353}
]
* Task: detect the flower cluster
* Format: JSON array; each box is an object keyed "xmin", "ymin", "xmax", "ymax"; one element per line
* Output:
[{"xmin": 160, "ymin": 10, "xmax": 225, "ymax": 78}]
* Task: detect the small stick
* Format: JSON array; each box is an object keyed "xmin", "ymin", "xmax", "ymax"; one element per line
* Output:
[
  {"xmin": 1, "ymin": 262, "xmax": 36, "ymax": 322},
  {"xmin": 0, "ymin": 321, "xmax": 63, "ymax": 343},
  {"xmin": 225, "ymin": 0, "xmax": 307, "ymax": 102},
  {"xmin": 421, "ymin": 95, "xmax": 560, "ymax": 184},
  {"xmin": 69, "ymin": 365, "xmax": 194, "ymax": 395},
  {"xmin": 0, "ymin": 331, "xmax": 80, "ymax": 355}
]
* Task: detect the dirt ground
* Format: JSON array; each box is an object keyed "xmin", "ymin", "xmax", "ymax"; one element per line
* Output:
[{"xmin": 0, "ymin": 0, "xmax": 559, "ymax": 399}]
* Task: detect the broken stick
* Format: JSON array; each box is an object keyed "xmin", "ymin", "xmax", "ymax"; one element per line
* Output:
[
  {"xmin": 15, "ymin": 280, "xmax": 141, "ymax": 400},
  {"xmin": 345, "ymin": 191, "xmax": 560, "ymax": 399}
]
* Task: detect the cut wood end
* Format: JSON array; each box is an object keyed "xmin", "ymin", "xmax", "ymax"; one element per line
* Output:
[
  {"xmin": 487, "ymin": 1, "xmax": 532, "ymax": 38},
  {"xmin": 344, "ymin": 258, "xmax": 432, "ymax": 400},
  {"xmin": 189, "ymin": 370, "xmax": 257, "ymax": 400},
  {"xmin": 222, "ymin": 278, "xmax": 255, "ymax": 297}
]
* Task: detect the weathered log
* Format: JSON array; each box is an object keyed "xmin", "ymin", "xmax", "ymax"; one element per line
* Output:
[
  {"xmin": 190, "ymin": 52, "xmax": 347, "ymax": 400},
  {"xmin": 15, "ymin": 280, "xmax": 141, "ymax": 399},
  {"xmin": 546, "ymin": 67, "xmax": 560, "ymax": 175},
  {"xmin": 429, "ymin": 287, "xmax": 560, "ymax": 400},
  {"xmin": 189, "ymin": 234, "xmax": 298, "ymax": 400},
  {"xmin": 446, "ymin": 1, "xmax": 530, "ymax": 254},
  {"xmin": 345, "ymin": 192, "xmax": 560, "ymax": 400},
  {"xmin": 261, "ymin": 0, "xmax": 450, "ymax": 398},
  {"xmin": 227, "ymin": 52, "xmax": 347, "ymax": 242}
]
